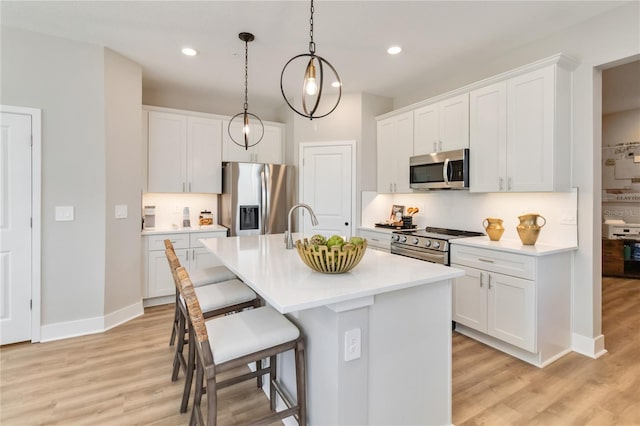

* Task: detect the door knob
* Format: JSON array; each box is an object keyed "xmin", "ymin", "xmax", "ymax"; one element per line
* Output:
[{"xmin": 344, "ymin": 222, "xmax": 349, "ymax": 226}]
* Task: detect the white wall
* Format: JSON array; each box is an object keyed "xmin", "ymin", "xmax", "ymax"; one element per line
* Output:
[
  {"xmin": 1, "ymin": 27, "xmax": 144, "ymax": 336},
  {"xmin": 390, "ymin": 2, "xmax": 640, "ymax": 353},
  {"xmin": 1, "ymin": 27, "xmax": 107, "ymax": 326},
  {"xmin": 104, "ymin": 49, "xmax": 143, "ymax": 315}
]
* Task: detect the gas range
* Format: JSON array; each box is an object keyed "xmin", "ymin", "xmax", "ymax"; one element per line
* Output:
[{"xmin": 391, "ymin": 227, "xmax": 484, "ymax": 265}]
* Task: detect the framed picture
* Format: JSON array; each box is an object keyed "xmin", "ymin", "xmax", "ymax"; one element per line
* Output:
[{"xmin": 390, "ymin": 205, "xmax": 405, "ymax": 220}]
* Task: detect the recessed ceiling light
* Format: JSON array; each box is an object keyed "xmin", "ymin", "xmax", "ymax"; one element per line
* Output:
[
  {"xmin": 181, "ymin": 47, "xmax": 198, "ymax": 56},
  {"xmin": 387, "ymin": 46, "xmax": 402, "ymax": 55}
]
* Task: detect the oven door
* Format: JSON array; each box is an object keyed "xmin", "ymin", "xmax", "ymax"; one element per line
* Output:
[
  {"xmin": 391, "ymin": 244, "xmax": 448, "ymax": 265},
  {"xmin": 409, "ymin": 148, "xmax": 469, "ymax": 190}
]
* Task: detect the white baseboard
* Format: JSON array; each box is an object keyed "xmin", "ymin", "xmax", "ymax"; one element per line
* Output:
[
  {"xmin": 40, "ymin": 315, "xmax": 104, "ymax": 342},
  {"xmin": 572, "ymin": 333, "xmax": 607, "ymax": 358},
  {"xmin": 40, "ymin": 300, "xmax": 144, "ymax": 342},
  {"xmin": 104, "ymin": 301, "xmax": 144, "ymax": 331}
]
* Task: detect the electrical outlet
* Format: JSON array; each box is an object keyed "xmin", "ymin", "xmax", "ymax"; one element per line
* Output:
[
  {"xmin": 344, "ymin": 328, "xmax": 361, "ymax": 362},
  {"xmin": 115, "ymin": 204, "xmax": 128, "ymax": 219},
  {"xmin": 55, "ymin": 206, "xmax": 74, "ymax": 221},
  {"xmin": 560, "ymin": 208, "xmax": 577, "ymax": 225}
]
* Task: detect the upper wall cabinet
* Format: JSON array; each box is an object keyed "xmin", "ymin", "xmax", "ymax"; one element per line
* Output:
[
  {"xmin": 222, "ymin": 120, "xmax": 284, "ymax": 164},
  {"xmin": 470, "ymin": 58, "xmax": 574, "ymax": 192},
  {"xmin": 377, "ymin": 111, "xmax": 414, "ymax": 193},
  {"xmin": 147, "ymin": 111, "xmax": 222, "ymax": 193},
  {"xmin": 414, "ymin": 93, "xmax": 469, "ymax": 155}
]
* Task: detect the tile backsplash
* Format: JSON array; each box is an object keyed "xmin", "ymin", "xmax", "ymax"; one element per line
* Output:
[{"xmin": 142, "ymin": 193, "xmax": 218, "ymax": 230}]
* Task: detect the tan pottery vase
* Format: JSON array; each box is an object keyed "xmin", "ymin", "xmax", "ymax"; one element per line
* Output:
[
  {"xmin": 516, "ymin": 213, "xmax": 546, "ymax": 245},
  {"xmin": 483, "ymin": 218, "xmax": 505, "ymax": 241}
]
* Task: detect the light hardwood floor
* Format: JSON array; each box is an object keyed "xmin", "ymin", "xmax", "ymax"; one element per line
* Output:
[{"xmin": 1, "ymin": 277, "xmax": 638, "ymax": 425}]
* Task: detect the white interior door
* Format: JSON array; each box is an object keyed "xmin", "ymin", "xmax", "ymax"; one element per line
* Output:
[
  {"xmin": 0, "ymin": 112, "xmax": 32, "ymax": 345},
  {"xmin": 300, "ymin": 142, "xmax": 354, "ymax": 239}
]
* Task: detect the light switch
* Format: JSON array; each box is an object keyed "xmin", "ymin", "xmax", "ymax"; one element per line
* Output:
[
  {"xmin": 55, "ymin": 206, "xmax": 74, "ymax": 221},
  {"xmin": 115, "ymin": 204, "xmax": 128, "ymax": 219}
]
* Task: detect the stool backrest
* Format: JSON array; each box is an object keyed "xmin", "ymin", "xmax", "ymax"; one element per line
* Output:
[
  {"xmin": 176, "ymin": 267, "xmax": 209, "ymax": 345},
  {"xmin": 165, "ymin": 248, "xmax": 182, "ymax": 289},
  {"xmin": 164, "ymin": 239, "xmax": 175, "ymax": 251}
]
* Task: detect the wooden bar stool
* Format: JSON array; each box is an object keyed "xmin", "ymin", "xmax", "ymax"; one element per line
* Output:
[
  {"xmin": 176, "ymin": 267, "xmax": 307, "ymax": 426},
  {"xmin": 165, "ymin": 239, "xmax": 239, "ymax": 347},
  {"xmin": 165, "ymin": 248, "xmax": 261, "ymax": 412}
]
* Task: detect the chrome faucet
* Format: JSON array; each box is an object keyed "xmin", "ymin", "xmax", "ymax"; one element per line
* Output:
[{"xmin": 285, "ymin": 203, "xmax": 319, "ymax": 249}]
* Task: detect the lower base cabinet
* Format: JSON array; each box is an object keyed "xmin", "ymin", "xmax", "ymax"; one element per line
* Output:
[
  {"xmin": 143, "ymin": 231, "xmax": 227, "ymax": 301},
  {"xmin": 451, "ymin": 243, "xmax": 572, "ymax": 367},
  {"xmin": 357, "ymin": 227, "xmax": 393, "ymax": 252}
]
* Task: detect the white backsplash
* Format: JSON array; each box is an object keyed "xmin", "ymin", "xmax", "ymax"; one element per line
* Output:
[
  {"xmin": 362, "ymin": 189, "xmax": 578, "ymax": 246},
  {"xmin": 142, "ymin": 193, "xmax": 218, "ymax": 230}
]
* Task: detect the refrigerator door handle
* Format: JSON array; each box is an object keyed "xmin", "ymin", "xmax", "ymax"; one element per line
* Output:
[{"xmin": 261, "ymin": 167, "xmax": 268, "ymax": 234}]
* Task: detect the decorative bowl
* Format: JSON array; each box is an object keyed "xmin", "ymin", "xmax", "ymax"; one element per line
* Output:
[{"xmin": 295, "ymin": 238, "xmax": 367, "ymax": 274}]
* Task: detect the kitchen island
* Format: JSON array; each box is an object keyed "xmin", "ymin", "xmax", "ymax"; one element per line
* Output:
[{"xmin": 200, "ymin": 234, "xmax": 464, "ymax": 425}]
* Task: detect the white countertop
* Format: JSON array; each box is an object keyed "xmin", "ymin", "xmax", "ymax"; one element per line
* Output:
[
  {"xmin": 451, "ymin": 236, "xmax": 577, "ymax": 256},
  {"xmin": 200, "ymin": 233, "xmax": 464, "ymax": 313},
  {"xmin": 141, "ymin": 225, "xmax": 228, "ymax": 236}
]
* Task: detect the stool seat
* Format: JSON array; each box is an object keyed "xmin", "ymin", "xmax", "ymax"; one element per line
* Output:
[
  {"xmin": 206, "ymin": 306, "xmax": 300, "ymax": 364},
  {"xmin": 190, "ymin": 265, "xmax": 237, "ymax": 287},
  {"xmin": 180, "ymin": 279, "xmax": 257, "ymax": 314}
]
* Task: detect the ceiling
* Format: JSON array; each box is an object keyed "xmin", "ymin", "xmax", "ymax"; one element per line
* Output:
[{"xmin": 1, "ymin": 1, "xmax": 629, "ymax": 113}]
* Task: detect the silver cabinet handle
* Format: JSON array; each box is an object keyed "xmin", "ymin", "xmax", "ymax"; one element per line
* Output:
[
  {"xmin": 189, "ymin": 182, "xmax": 192, "ymax": 192},
  {"xmin": 479, "ymin": 271, "xmax": 484, "ymax": 288},
  {"xmin": 488, "ymin": 273, "xmax": 492, "ymax": 289},
  {"xmin": 433, "ymin": 142, "xmax": 437, "ymax": 153},
  {"xmin": 478, "ymin": 258, "xmax": 494, "ymax": 263},
  {"xmin": 499, "ymin": 177, "xmax": 504, "ymax": 191},
  {"xmin": 390, "ymin": 183, "xmax": 393, "ymax": 192},
  {"xmin": 182, "ymin": 182, "xmax": 186, "ymax": 192},
  {"xmin": 507, "ymin": 177, "xmax": 512, "ymax": 191}
]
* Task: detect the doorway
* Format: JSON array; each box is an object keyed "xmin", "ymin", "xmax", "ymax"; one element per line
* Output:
[
  {"xmin": 0, "ymin": 106, "xmax": 41, "ymax": 344},
  {"xmin": 298, "ymin": 141, "xmax": 356, "ymax": 238}
]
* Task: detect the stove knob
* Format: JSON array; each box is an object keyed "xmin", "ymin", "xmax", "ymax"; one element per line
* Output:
[
  {"xmin": 412, "ymin": 237, "xmax": 419, "ymax": 245},
  {"xmin": 400, "ymin": 236, "xmax": 407, "ymax": 243},
  {"xmin": 424, "ymin": 240, "xmax": 431, "ymax": 247},
  {"xmin": 391, "ymin": 234, "xmax": 399, "ymax": 242},
  {"xmin": 433, "ymin": 241, "xmax": 441, "ymax": 249}
]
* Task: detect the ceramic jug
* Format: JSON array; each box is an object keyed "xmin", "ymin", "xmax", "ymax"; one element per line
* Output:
[
  {"xmin": 482, "ymin": 218, "xmax": 505, "ymax": 241},
  {"xmin": 516, "ymin": 213, "xmax": 546, "ymax": 245}
]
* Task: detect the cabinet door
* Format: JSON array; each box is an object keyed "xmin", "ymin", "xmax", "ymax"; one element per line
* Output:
[
  {"xmin": 254, "ymin": 125, "xmax": 284, "ymax": 164},
  {"xmin": 451, "ymin": 264, "xmax": 487, "ymax": 332},
  {"xmin": 188, "ymin": 116, "xmax": 222, "ymax": 193},
  {"xmin": 469, "ymin": 82, "xmax": 507, "ymax": 192},
  {"xmin": 507, "ymin": 66, "xmax": 554, "ymax": 191},
  {"xmin": 487, "ymin": 272, "xmax": 536, "ymax": 352},
  {"xmin": 376, "ymin": 117, "xmax": 398, "ymax": 193},
  {"xmin": 439, "ymin": 93, "xmax": 469, "ymax": 152},
  {"xmin": 148, "ymin": 112, "xmax": 187, "ymax": 192},
  {"xmin": 393, "ymin": 112, "xmax": 414, "ymax": 193},
  {"xmin": 190, "ymin": 247, "xmax": 223, "ymax": 271},
  {"xmin": 222, "ymin": 120, "xmax": 254, "ymax": 162},
  {"xmin": 413, "ymin": 104, "xmax": 439, "ymax": 155},
  {"xmin": 147, "ymin": 248, "xmax": 187, "ymax": 298}
]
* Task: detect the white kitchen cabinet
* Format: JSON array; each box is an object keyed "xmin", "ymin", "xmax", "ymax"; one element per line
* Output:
[
  {"xmin": 357, "ymin": 227, "xmax": 392, "ymax": 252},
  {"xmin": 376, "ymin": 111, "xmax": 413, "ymax": 193},
  {"xmin": 470, "ymin": 61, "xmax": 573, "ymax": 192},
  {"xmin": 451, "ymin": 243, "xmax": 572, "ymax": 367},
  {"xmin": 147, "ymin": 111, "xmax": 222, "ymax": 193},
  {"xmin": 414, "ymin": 93, "xmax": 469, "ymax": 155},
  {"xmin": 142, "ymin": 230, "xmax": 227, "ymax": 303},
  {"xmin": 222, "ymin": 120, "xmax": 284, "ymax": 164}
]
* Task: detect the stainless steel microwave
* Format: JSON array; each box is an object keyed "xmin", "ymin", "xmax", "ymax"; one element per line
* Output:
[{"xmin": 409, "ymin": 148, "xmax": 470, "ymax": 190}]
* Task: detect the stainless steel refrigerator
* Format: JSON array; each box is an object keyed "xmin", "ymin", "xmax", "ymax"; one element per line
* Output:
[{"xmin": 219, "ymin": 162, "xmax": 292, "ymax": 236}]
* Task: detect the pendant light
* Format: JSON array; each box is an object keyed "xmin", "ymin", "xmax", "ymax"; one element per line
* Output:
[
  {"xmin": 229, "ymin": 32, "xmax": 264, "ymax": 150},
  {"xmin": 280, "ymin": 0, "xmax": 342, "ymax": 120}
]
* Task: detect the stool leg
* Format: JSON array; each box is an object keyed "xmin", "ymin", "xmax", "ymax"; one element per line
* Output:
[
  {"xmin": 181, "ymin": 325, "xmax": 196, "ymax": 413},
  {"xmin": 206, "ymin": 376, "xmax": 218, "ymax": 426},
  {"xmin": 296, "ymin": 340, "xmax": 307, "ymax": 426},
  {"xmin": 171, "ymin": 308, "xmax": 186, "ymax": 382},
  {"xmin": 256, "ymin": 359, "xmax": 263, "ymax": 388},
  {"xmin": 269, "ymin": 355, "xmax": 278, "ymax": 412},
  {"xmin": 191, "ymin": 355, "xmax": 205, "ymax": 426}
]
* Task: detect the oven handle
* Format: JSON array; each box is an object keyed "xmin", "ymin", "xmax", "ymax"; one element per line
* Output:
[
  {"xmin": 391, "ymin": 245, "xmax": 447, "ymax": 264},
  {"xmin": 443, "ymin": 158, "xmax": 451, "ymax": 186}
]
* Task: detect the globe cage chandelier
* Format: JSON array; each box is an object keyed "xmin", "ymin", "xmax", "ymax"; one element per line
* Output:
[
  {"xmin": 280, "ymin": 0, "xmax": 342, "ymax": 120},
  {"xmin": 229, "ymin": 32, "xmax": 264, "ymax": 150}
]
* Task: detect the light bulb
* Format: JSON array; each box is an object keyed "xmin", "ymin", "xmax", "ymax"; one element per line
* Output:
[
  {"xmin": 304, "ymin": 58, "xmax": 318, "ymax": 96},
  {"xmin": 243, "ymin": 114, "xmax": 250, "ymax": 135}
]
